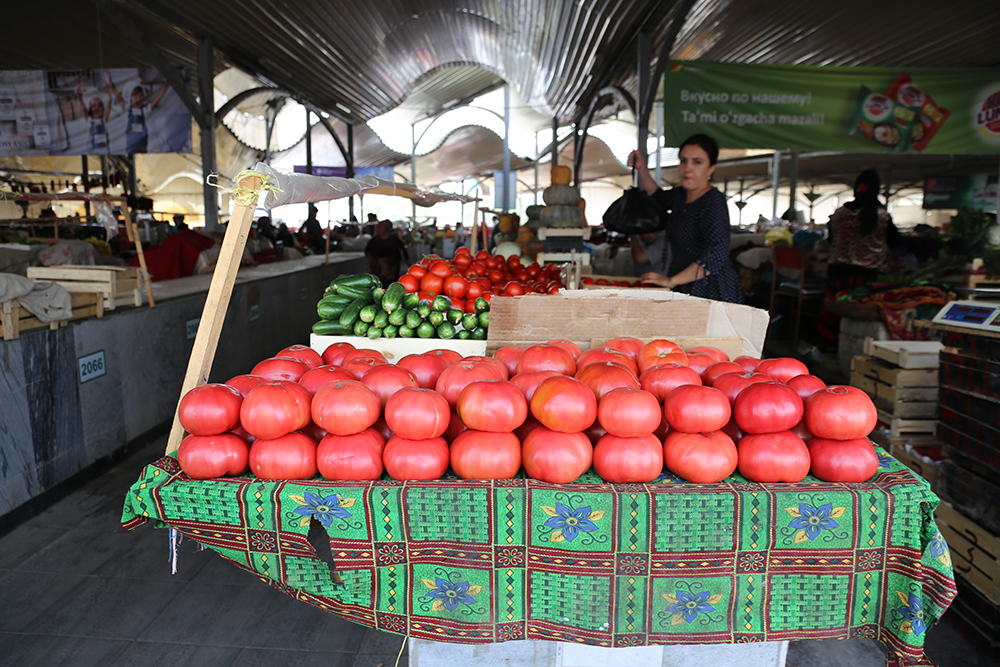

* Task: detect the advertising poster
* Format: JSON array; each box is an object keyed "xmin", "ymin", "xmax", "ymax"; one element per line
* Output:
[
  {"xmin": 924, "ymin": 175, "xmax": 998, "ymax": 210},
  {"xmin": 0, "ymin": 67, "xmax": 192, "ymax": 157},
  {"xmin": 662, "ymin": 61, "xmax": 1000, "ymax": 154}
]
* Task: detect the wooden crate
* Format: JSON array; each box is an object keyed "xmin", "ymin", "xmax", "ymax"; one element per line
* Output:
[
  {"xmin": 27, "ymin": 265, "xmax": 142, "ymax": 312},
  {"xmin": 863, "ymin": 339, "xmax": 943, "ymax": 369},
  {"xmin": 851, "ymin": 355, "xmax": 938, "ymax": 388},
  {"xmin": 0, "ymin": 293, "xmax": 100, "ymax": 340},
  {"xmin": 851, "ymin": 354, "xmax": 939, "ymax": 422},
  {"xmin": 536, "ymin": 251, "xmax": 589, "ymax": 266},
  {"xmin": 890, "ymin": 442, "xmax": 940, "ymax": 486},
  {"xmin": 936, "ymin": 501, "xmax": 1000, "ymax": 604}
]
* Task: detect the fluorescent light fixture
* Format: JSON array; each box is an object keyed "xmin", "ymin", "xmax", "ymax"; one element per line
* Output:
[{"xmin": 335, "ymin": 103, "xmax": 351, "ymax": 115}]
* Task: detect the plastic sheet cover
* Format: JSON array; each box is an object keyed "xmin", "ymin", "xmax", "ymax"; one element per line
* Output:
[{"xmin": 252, "ymin": 163, "xmax": 475, "ymax": 209}]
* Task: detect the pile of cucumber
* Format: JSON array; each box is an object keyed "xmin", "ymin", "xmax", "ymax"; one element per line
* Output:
[{"xmin": 312, "ymin": 273, "xmax": 490, "ymax": 341}]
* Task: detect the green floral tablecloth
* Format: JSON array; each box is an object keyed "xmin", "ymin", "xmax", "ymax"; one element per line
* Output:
[{"xmin": 122, "ymin": 449, "xmax": 954, "ymax": 666}]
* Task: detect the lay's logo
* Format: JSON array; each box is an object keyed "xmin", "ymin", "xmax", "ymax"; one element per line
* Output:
[
  {"xmin": 864, "ymin": 94, "xmax": 892, "ymax": 121},
  {"xmin": 976, "ymin": 86, "xmax": 1000, "ymax": 141}
]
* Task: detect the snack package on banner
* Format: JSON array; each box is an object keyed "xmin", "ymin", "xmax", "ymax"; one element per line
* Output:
[{"xmin": 847, "ymin": 86, "xmax": 918, "ymax": 152}]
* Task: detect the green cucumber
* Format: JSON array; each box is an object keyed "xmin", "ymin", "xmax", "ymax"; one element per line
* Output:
[
  {"xmin": 338, "ymin": 297, "xmax": 367, "ymax": 328},
  {"xmin": 388, "ymin": 308, "xmax": 407, "ymax": 327},
  {"xmin": 471, "ymin": 326, "xmax": 487, "ymax": 340},
  {"xmin": 416, "ymin": 322, "xmax": 436, "ymax": 339},
  {"xmin": 367, "ymin": 326, "xmax": 383, "ymax": 340},
  {"xmin": 329, "ymin": 273, "xmax": 378, "ymax": 292},
  {"xmin": 478, "ymin": 311, "xmax": 490, "ymax": 329},
  {"xmin": 416, "ymin": 301, "xmax": 431, "ymax": 319},
  {"xmin": 405, "ymin": 310, "xmax": 423, "ymax": 329},
  {"xmin": 383, "ymin": 282, "xmax": 407, "ymax": 313},
  {"xmin": 457, "ymin": 329, "xmax": 471, "ymax": 340},
  {"xmin": 447, "ymin": 308, "xmax": 464, "ymax": 325},
  {"xmin": 337, "ymin": 284, "xmax": 376, "ymax": 302},
  {"xmin": 398, "ymin": 325, "xmax": 415, "ymax": 338},
  {"xmin": 359, "ymin": 304, "xmax": 378, "ymax": 323},
  {"xmin": 312, "ymin": 320, "xmax": 352, "ymax": 335},
  {"xmin": 353, "ymin": 320, "xmax": 370, "ymax": 336},
  {"xmin": 383, "ymin": 324, "xmax": 398, "ymax": 339},
  {"xmin": 462, "ymin": 313, "xmax": 478, "ymax": 331},
  {"xmin": 436, "ymin": 322, "xmax": 456, "ymax": 339},
  {"xmin": 317, "ymin": 300, "xmax": 349, "ymax": 320},
  {"xmin": 403, "ymin": 292, "xmax": 420, "ymax": 309},
  {"xmin": 474, "ymin": 297, "xmax": 490, "ymax": 314},
  {"xmin": 431, "ymin": 295, "xmax": 452, "ymax": 312},
  {"xmin": 373, "ymin": 310, "xmax": 389, "ymax": 329},
  {"xmin": 372, "ymin": 287, "xmax": 386, "ymax": 306},
  {"xmin": 427, "ymin": 310, "xmax": 445, "ymax": 327},
  {"xmin": 318, "ymin": 293, "xmax": 354, "ymax": 306}
]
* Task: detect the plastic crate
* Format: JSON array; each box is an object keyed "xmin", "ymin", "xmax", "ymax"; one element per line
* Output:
[{"xmin": 543, "ymin": 235, "xmax": 586, "ymax": 252}]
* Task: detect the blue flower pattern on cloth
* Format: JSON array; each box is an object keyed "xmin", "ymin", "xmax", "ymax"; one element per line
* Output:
[
  {"xmin": 540, "ymin": 502, "xmax": 601, "ymax": 542},
  {"xmin": 877, "ymin": 452, "xmax": 893, "ymax": 469},
  {"xmin": 896, "ymin": 591, "xmax": 927, "ymax": 636},
  {"xmin": 290, "ymin": 492, "xmax": 352, "ymax": 528},
  {"xmin": 662, "ymin": 589, "xmax": 723, "ymax": 625},
  {"xmin": 785, "ymin": 502, "xmax": 844, "ymax": 543},
  {"xmin": 422, "ymin": 577, "xmax": 482, "ymax": 612}
]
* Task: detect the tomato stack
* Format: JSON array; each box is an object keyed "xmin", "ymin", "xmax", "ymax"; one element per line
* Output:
[{"xmin": 174, "ymin": 337, "xmax": 881, "ymax": 486}]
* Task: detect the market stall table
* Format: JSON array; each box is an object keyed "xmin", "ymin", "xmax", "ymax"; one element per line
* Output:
[{"xmin": 121, "ymin": 449, "xmax": 954, "ymax": 667}]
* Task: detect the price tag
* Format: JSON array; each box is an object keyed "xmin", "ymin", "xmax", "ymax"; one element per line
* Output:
[
  {"xmin": 185, "ymin": 317, "xmax": 200, "ymax": 340},
  {"xmin": 248, "ymin": 304, "xmax": 260, "ymax": 322},
  {"xmin": 78, "ymin": 350, "xmax": 107, "ymax": 384}
]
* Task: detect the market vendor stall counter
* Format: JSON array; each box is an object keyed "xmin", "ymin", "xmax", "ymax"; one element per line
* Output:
[{"xmin": 122, "ymin": 450, "xmax": 953, "ymax": 666}]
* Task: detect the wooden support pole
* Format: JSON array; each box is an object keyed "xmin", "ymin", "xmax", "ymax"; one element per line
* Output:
[{"xmin": 165, "ymin": 174, "xmax": 262, "ymax": 454}]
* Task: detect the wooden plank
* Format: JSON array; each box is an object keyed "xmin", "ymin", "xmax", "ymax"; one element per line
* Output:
[
  {"xmin": 890, "ymin": 443, "xmax": 939, "ymax": 485},
  {"xmin": 874, "ymin": 396, "xmax": 938, "ymax": 419},
  {"xmin": 866, "ymin": 340, "xmax": 944, "ymax": 369},
  {"xmin": 948, "ymin": 548, "xmax": 1000, "ymax": 604},
  {"xmin": 129, "ymin": 219, "xmax": 155, "ymax": 308},
  {"xmin": 853, "ymin": 373, "xmax": 940, "ymax": 403},
  {"xmin": 937, "ymin": 502, "xmax": 1000, "ymax": 560},
  {"xmin": 27, "ymin": 266, "xmax": 118, "ymax": 282},
  {"xmin": 878, "ymin": 410, "xmax": 937, "ymax": 436},
  {"xmin": 50, "ymin": 281, "xmax": 114, "ymax": 294},
  {"xmin": 537, "ymin": 227, "xmax": 591, "ymax": 240},
  {"xmin": 1, "ymin": 300, "xmax": 18, "ymax": 340},
  {"xmin": 852, "ymin": 355, "xmax": 938, "ymax": 388},
  {"xmin": 166, "ymin": 174, "xmax": 262, "ymax": 455}
]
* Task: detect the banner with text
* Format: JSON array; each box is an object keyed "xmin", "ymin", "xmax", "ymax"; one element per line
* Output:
[
  {"xmin": 0, "ymin": 68, "xmax": 192, "ymax": 157},
  {"xmin": 663, "ymin": 61, "xmax": 1000, "ymax": 154}
]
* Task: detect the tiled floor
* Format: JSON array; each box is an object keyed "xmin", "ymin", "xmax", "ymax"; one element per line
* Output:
[{"xmin": 0, "ymin": 435, "xmax": 988, "ymax": 666}]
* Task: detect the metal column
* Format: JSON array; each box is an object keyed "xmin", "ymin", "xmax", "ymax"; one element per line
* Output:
[
  {"xmin": 771, "ymin": 150, "xmax": 782, "ymax": 220},
  {"xmin": 503, "ymin": 84, "xmax": 511, "ymax": 213},
  {"xmin": 411, "ymin": 125, "xmax": 417, "ymax": 224},
  {"xmin": 305, "ymin": 108, "xmax": 313, "ymax": 175},
  {"xmin": 551, "ymin": 117, "xmax": 559, "ymax": 166},
  {"xmin": 347, "ymin": 123, "xmax": 355, "ymax": 222},
  {"xmin": 654, "ymin": 100, "xmax": 663, "ymax": 186},
  {"xmin": 198, "ymin": 36, "xmax": 218, "ymax": 230},
  {"xmin": 533, "ymin": 133, "xmax": 539, "ymax": 206},
  {"xmin": 788, "ymin": 151, "xmax": 798, "ymax": 217},
  {"xmin": 636, "ymin": 31, "xmax": 651, "ymax": 162},
  {"xmin": 80, "ymin": 155, "xmax": 91, "ymax": 218}
]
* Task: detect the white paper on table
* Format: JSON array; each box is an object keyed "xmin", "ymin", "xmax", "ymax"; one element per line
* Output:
[{"xmin": 558, "ymin": 643, "xmax": 664, "ymax": 667}]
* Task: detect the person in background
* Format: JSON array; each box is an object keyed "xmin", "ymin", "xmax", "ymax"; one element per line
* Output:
[
  {"xmin": 297, "ymin": 204, "xmax": 326, "ymax": 254},
  {"xmin": 627, "ymin": 134, "xmax": 742, "ymax": 303},
  {"xmin": 365, "ymin": 220, "xmax": 409, "ymax": 287},
  {"xmin": 255, "ymin": 215, "xmax": 276, "ymax": 244},
  {"xmin": 172, "ymin": 214, "xmax": 188, "ymax": 232},
  {"xmin": 817, "ymin": 170, "xmax": 901, "ymax": 350}
]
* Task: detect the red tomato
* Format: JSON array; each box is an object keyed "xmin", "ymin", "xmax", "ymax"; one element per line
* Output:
[
  {"xmin": 463, "ymin": 356, "xmax": 510, "ymax": 381},
  {"xmin": 756, "ymin": 357, "xmax": 809, "ymax": 383},
  {"xmin": 451, "ymin": 430, "xmax": 522, "ymax": 479},
  {"xmin": 786, "ymin": 374, "xmax": 827, "ymax": 401},
  {"xmin": 493, "ymin": 345, "xmax": 525, "ymax": 377},
  {"xmin": 427, "ymin": 348, "xmax": 463, "ymax": 366},
  {"xmin": 686, "ymin": 346, "xmax": 729, "ymax": 362},
  {"xmin": 602, "ymin": 336, "xmax": 646, "ymax": 362},
  {"xmin": 276, "ymin": 344, "xmax": 324, "ymax": 370},
  {"xmin": 737, "ymin": 431, "xmax": 810, "ymax": 482},
  {"xmin": 510, "ymin": 370, "xmax": 562, "ymax": 402},
  {"xmin": 638, "ymin": 340, "xmax": 687, "ymax": 373},
  {"xmin": 442, "ymin": 408, "xmax": 468, "ymax": 443},
  {"xmin": 465, "ymin": 281, "xmax": 484, "ymax": 300},
  {"xmin": 733, "ymin": 355, "xmax": 762, "ymax": 373},
  {"xmin": 487, "ymin": 270, "xmax": 505, "ymax": 285},
  {"xmin": 804, "ymin": 386, "xmax": 877, "ymax": 440},
  {"xmin": 443, "ymin": 275, "xmax": 469, "ymax": 299},
  {"xmin": 808, "ymin": 437, "xmax": 879, "ymax": 483},
  {"xmin": 733, "ymin": 382, "xmax": 804, "ymax": 434},
  {"xmin": 179, "ymin": 383, "xmax": 243, "ymax": 435},
  {"xmin": 502, "ymin": 282, "xmax": 525, "ymax": 296},
  {"xmin": 311, "ymin": 380, "xmax": 381, "ymax": 436},
  {"xmin": 516, "ymin": 344, "xmax": 577, "ymax": 376},
  {"xmin": 397, "ymin": 353, "xmax": 450, "ymax": 389},
  {"xmin": 484, "ymin": 257, "xmax": 499, "ymax": 271},
  {"xmin": 546, "ymin": 339, "xmax": 583, "ymax": 360},
  {"xmin": 521, "ymin": 428, "xmax": 593, "ymax": 484},
  {"xmin": 317, "ymin": 429, "xmax": 385, "ymax": 481},
  {"xmin": 299, "ymin": 365, "xmax": 354, "ymax": 396},
  {"xmin": 398, "ymin": 274, "xmax": 420, "ymax": 293},
  {"xmin": 342, "ymin": 348, "xmax": 388, "ymax": 363},
  {"xmin": 240, "ymin": 381, "xmax": 311, "ymax": 439},
  {"xmin": 530, "ymin": 375, "xmax": 598, "ymax": 433},
  {"xmin": 419, "ymin": 272, "xmax": 444, "ymax": 295},
  {"xmin": 663, "ymin": 384, "xmax": 731, "ymax": 433},
  {"xmin": 435, "ymin": 361, "xmax": 505, "ymax": 407},
  {"xmin": 252, "ymin": 356, "xmax": 311, "ymax": 382},
  {"xmin": 249, "ymin": 432, "xmax": 318, "ymax": 480},
  {"xmin": 712, "ymin": 371, "xmax": 771, "ymax": 406},
  {"xmin": 593, "ymin": 433, "xmax": 663, "ymax": 482},
  {"xmin": 321, "ymin": 342, "xmax": 356, "ymax": 367},
  {"xmin": 598, "ymin": 387, "xmax": 661, "ymax": 437},
  {"xmin": 384, "ymin": 387, "xmax": 451, "ymax": 439},
  {"xmin": 361, "ymin": 364, "xmax": 419, "ymax": 407},
  {"xmin": 702, "ymin": 361, "xmax": 747, "ymax": 386},
  {"xmin": 684, "ymin": 353, "xmax": 718, "ymax": 376},
  {"xmin": 408, "ymin": 264, "xmax": 428, "ymax": 279},
  {"xmin": 577, "ymin": 347, "xmax": 638, "ymax": 376},
  {"xmin": 639, "ymin": 364, "xmax": 702, "ymax": 403},
  {"xmin": 342, "ymin": 356, "xmax": 388, "ymax": 380},
  {"xmin": 225, "ymin": 374, "xmax": 267, "ymax": 398},
  {"xmin": 457, "ymin": 380, "xmax": 528, "ymax": 432},
  {"xmin": 575, "ymin": 361, "xmax": 641, "ymax": 400},
  {"xmin": 429, "ymin": 260, "xmax": 453, "ymax": 278},
  {"xmin": 178, "ymin": 433, "xmax": 249, "ymax": 479},
  {"xmin": 383, "ymin": 435, "xmax": 449, "ymax": 480},
  {"xmin": 418, "ymin": 290, "xmax": 436, "ymax": 302},
  {"xmin": 663, "ymin": 430, "xmax": 738, "ymax": 483}
]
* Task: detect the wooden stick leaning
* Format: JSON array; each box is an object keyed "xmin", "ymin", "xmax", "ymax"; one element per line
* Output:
[{"xmin": 165, "ymin": 174, "xmax": 262, "ymax": 455}]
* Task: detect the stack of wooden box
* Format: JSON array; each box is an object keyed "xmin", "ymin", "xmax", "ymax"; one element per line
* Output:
[
  {"xmin": 851, "ymin": 341, "xmax": 941, "ymax": 484},
  {"xmin": 26, "ymin": 265, "xmax": 143, "ymax": 315}
]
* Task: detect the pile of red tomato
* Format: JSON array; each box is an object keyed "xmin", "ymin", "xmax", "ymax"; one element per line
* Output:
[
  {"xmin": 398, "ymin": 247, "xmax": 565, "ymax": 309},
  {"xmin": 176, "ymin": 337, "xmax": 880, "ymax": 486}
]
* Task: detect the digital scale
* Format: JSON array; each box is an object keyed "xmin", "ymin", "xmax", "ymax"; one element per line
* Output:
[{"xmin": 931, "ymin": 299, "xmax": 1000, "ymax": 331}]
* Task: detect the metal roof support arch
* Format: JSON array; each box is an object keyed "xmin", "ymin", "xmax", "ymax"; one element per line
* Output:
[
  {"xmin": 199, "ymin": 36, "xmax": 219, "ymax": 230},
  {"xmin": 638, "ymin": 0, "xmax": 700, "ymax": 141},
  {"xmin": 573, "ymin": 86, "xmax": 637, "ymax": 186}
]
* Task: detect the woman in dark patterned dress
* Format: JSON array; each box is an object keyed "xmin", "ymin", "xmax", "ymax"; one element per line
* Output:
[{"xmin": 627, "ymin": 134, "xmax": 742, "ymax": 304}]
